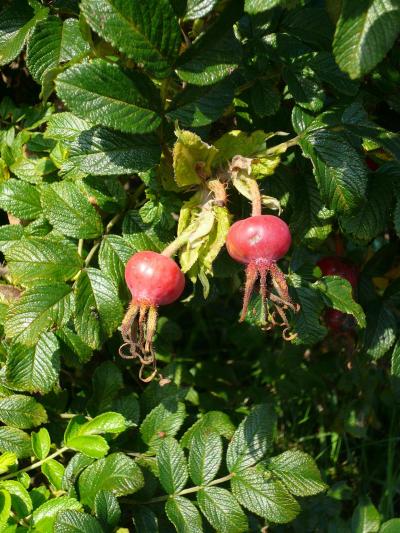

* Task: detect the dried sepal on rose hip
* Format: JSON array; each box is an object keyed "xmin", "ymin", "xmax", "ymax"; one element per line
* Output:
[
  {"xmin": 120, "ymin": 251, "xmax": 185, "ymax": 381},
  {"xmin": 226, "ymin": 214, "xmax": 299, "ymax": 339}
]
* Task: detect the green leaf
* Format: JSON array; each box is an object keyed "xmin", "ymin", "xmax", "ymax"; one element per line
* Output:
[
  {"xmin": 0, "ymin": 426, "xmax": 32, "ymax": 458},
  {"xmin": 380, "ymin": 519, "xmax": 400, "ymax": 533},
  {"xmin": 176, "ymin": 3, "xmax": 242, "ymax": 86},
  {"xmin": 62, "ymin": 127, "xmax": 161, "ymax": 176},
  {"xmin": 6, "ymin": 236, "xmax": 82, "ymax": 286},
  {"xmin": 158, "ymin": 437, "xmax": 188, "ymax": 494},
  {"xmin": 214, "ymin": 130, "xmax": 267, "ymax": 163},
  {"xmin": 98, "ymin": 235, "xmax": 135, "ymax": 292},
  {"xmin": 351, "ymin": 496, "xmax": 380, "ymax": 533},
  {"xmin": 56, "ymin": 59, "xmax": 161, "ymax": 134},
  {"xmin": 41, "ymin": 181, "xmax": 103, "ymax": 239},
  {"xmin": 140, "ymin": 398, "xmax": 186, "ymax": 449},
  {"xmin": 5, "ymin": 283, "xmax": 73, "ymax": 346},
  {"xmin": 311, "ymin": 52, "xmax": 358, "ymax": 96},
  {"xmin": 0, "ymin": 394, "xmax": 47, "ymax": 429},
  {"xmin": 244, "ymin": 0, "xmax": 283, "ymax": 14},
  {"xmin": 0, "ymin": 480, "xmax": 32, "ymax": 518},
  {"xmin": 339, "ymin": 170, "xmax": 393, "ymax": 241},
  {"xmin": 74, "ymin": 268, "xmax": 123, "ymax": 350},
  {"xmin": 56, "ymin": 326, "xmax": 93, "ymax": 364},
  {"xmin": 6, "ymin": 332, "xmax": 60, "ymax": 393},
  {"xmin": 31, "ymin": 428, "xmax": 51, "ymax": 460},
  {"xmin": 291, "ymin": 282, "xmax": 327, "ymax": 344},
  {"xmin": 185, "ymin": 0, "xmax": 218, "ymax": 19},
  {"xmin": 0, "ymin": 0, "xmax": 48, "ymax": 66},
  {"xmin": 0, "ymin": 488, "xmax": 11, "ymax": 527},
  {"xmin": 250, "ymin": 80, "xmax": 280, "ymax": 118},
  {"xmin": 268, "ymin": 450, "xmax": 327, "ymax": 496},
  {"xmin": 66, "ymin": 436, "xmax": 110, "ymax": 459},
  {"xmin": 27, "ymin": 17, "xmax": 89, "ymax": 83},
  {"xmin": 197, "ymin": 487, "xmax": 248, "ymax": 533},
  {"xmin": 111, "ymin": 394, "xmax": 140, "ymax": 426},
  {"xmin": 32, "ymin": 497, "xmax": 82, "ymax": 533},
  {"xmin": 181, "ymin": 411, "xmax": 235, "ymax": 448},
  {"xmin": 333, "ymin": 0, "xmax": 400, "ymax": 79},
  {"xmin": 0, "ymin": 225, "xmax": 24, "ymax": 253},
  {"xmin": 5, "ymin": 283, "xmax": 72, "ymax": 346},
  {"xmin": 0, "ymin": 452, "xmax": 17, "ymax": 475},
  {"xmin": 303, "ymin": 129, "xmax": 367, "ymax": 214},
  {"xmin": 362, "ymin": 302, "xmax": 397, "ymax": 359},
  {"xmin": 41, "ymin": 459, "xmax": 65, "ymax": 490},
  {"xmin": 165, "ymin": 496, "xmax": 203, "ymax": 533},
  {"xmin": 173, "ymin": 130, "xmax": 218, "ymax": 187},
  {"xmin": 315, "ymin": 276, "xmax": 366, "ymax": 328},
  {"xmin": 167, "ymin": 79, "xmax": 234, "ymax": 127},
  {"xmin": 226, "ymin": 404, "xmax": 276, "ymax": 473},
  {"xmin": 132, "ymin": 507, "xmax": 159, "ymax": 533},
  {"xmin": 122, "ymin": 209, "xmax": 170, "ymax": 251},
  {"xmin": 45, "ymin": 112, "xmax": 90, "ymax": 141},
  {"xmin": 291, "ymin": 172, "xmax": 333, "ymax": 248},
  {"xmin": 94, "ymin": 490, "xmax": 121, "ymax": 530},
  {"xmin": 391, "ymin": 340, "xmax": 400, "ymax": 377},
  {"xmin": 78, "ymin": 452, "xmax": 144, "ymax": 508},
  {"xmin": 189, "ymin": 429, "xmax": 222, "ymax": 485},
  {"xmin": 283, "ymin": 65, "xmax": 324, "ymax": 112},
  {"xmin": 0, "ymin": 178, "xmax": 42, "ymax": 220},
  {"xmin": 54, "ymin": 510, "xmax": 104, "ymax": 533},
  {"xmin": 231, "ymin": 467, "xmax": 300, "ymax": 524},
  {"xmin": 87, "ymin": 361, "xmax": 123, "ymax": 415},
  {"xmin": 81, "ymin": 0, "xmax": 181, "ymax": 78},
  {"xmin": 62, "ymin": 453, "xmax": 95, "ymax": 493},
  {"xmin": 80, "ymin": 412, "xmax": 127, "ymax": 435}
]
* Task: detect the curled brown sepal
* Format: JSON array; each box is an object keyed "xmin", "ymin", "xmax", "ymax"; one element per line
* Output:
[
  {"xmin": 240, "ymin": 259, "xmax": 300, "ymax": 340},
  {"xmin": 119, "ymin": 302, "xmax": 159, "ymax": 382}
]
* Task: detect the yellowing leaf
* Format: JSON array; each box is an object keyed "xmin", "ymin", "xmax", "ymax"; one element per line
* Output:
[{"xmin": 173, "ymin": 130, "xmax": 218, "ymax": 187}]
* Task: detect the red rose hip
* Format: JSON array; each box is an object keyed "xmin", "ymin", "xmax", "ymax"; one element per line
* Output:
[
  {"xmin": 120, "ymin": 251, "xmax": 185, "ymax": 381},
  {"xmin": 226, "ymin": 215, "xmax": 292, "ymax": 264},
  {"xmin": 226, "ymin": 214, "xmax": 298, "ymax": 338},
  {"xmin": 125, "ymin": 251, "xmax": 185, "ymax": 306}
]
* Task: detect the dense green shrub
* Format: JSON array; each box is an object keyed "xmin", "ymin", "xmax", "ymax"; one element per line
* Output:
[{"xmin": 0, "ymin": 0, "xmax": 399, "ymax": 531}]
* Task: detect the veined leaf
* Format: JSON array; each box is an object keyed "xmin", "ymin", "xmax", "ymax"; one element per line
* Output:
[
  {"xmin": 62, "ymin": 127, "xmax": 161, "ymax": 176},
  {"xmin": 165, "ymin": 496, "xmax": 203, "ymax": 533},
  {"xmin": 0, "ymin": 178, "xmax": 42, "ymax": 220},
  {"xmin": 78, "ymin": 452, "xmax": 144, "ymax": 509},
  {"xmin": 189, "ymin": 429, "xmax": 222, "ymax": 485},
  {"xmin": 0, "ymin": 426, "xmax": 32, "ymax": 458},
  {"xmin": 140, "ymin": 398, "xmax": 186, "ymax": 450},
  {"xmin": 333, "ymin": 0, "xmax": 400, "ymax": 79},
  {"xmin": 197, "ymin": 487, "xmax": 248, "ymax": 533},
  {"xmin": 5, "ymin": 283, "xmax": 73, "ymax": 346},
  {"xmin": 55, "ymin": 510, "xmax": 104, "ymax": 533},
  {"xmin": 56, "ymin": 59, "xmax": 162, "ymax": 134},
  {"xmin": 41, "ymin": 181, "xmax": 103, "ymax": 239},
  {"xmin": 27, "ymin": 16, "xmax": 89, "ymax": 82},
  {"xmin": 6, "ymin": 332, "xmax": 60, "ymax": 393},
  {"xmin": 315, "ymin": 276, "xmax": 366, "ymax": 328},
  {"xmin": 231, "ymin": 467, "xmax": 300, "ymax": 524},
  {"xmin": 0, "ymin": 395, "xmax": 47, "ymax": 429},
  {"xmin": 81, "ymin": 0, "xmax": 181, "ymax": 78},
  {"xmin": 268, "ymin": 450, "xmax": 327, "ymax": 496},
  {"xmin": 226, "ymin": 404, "xmax": 276, "ymax": 473},
  {"xmin": 0, "ymin": 0, "xmax": 48, "ymax": 66},
  {"xmin": 6, "ymin": 236, "xmax": 82, "ymax": 286},
  {"xmin": 176, "ymin": 2, "xmax": 242, "ymax": 86},
  {"xmin": 45, "ymin": 112, "xmax": 91, "ymax": 141},
  {"xmin": 158, "ymin": 436, "xmax": 188, "ymax": 494},
  {"xmin": 74, "ymin": 268, "xmax": 123, "ymax": 350}
]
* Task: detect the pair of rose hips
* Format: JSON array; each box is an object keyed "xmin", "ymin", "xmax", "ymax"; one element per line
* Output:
[{"xmin": 121, "ymin": 215, "xmax": 294, "ymax": 374}]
